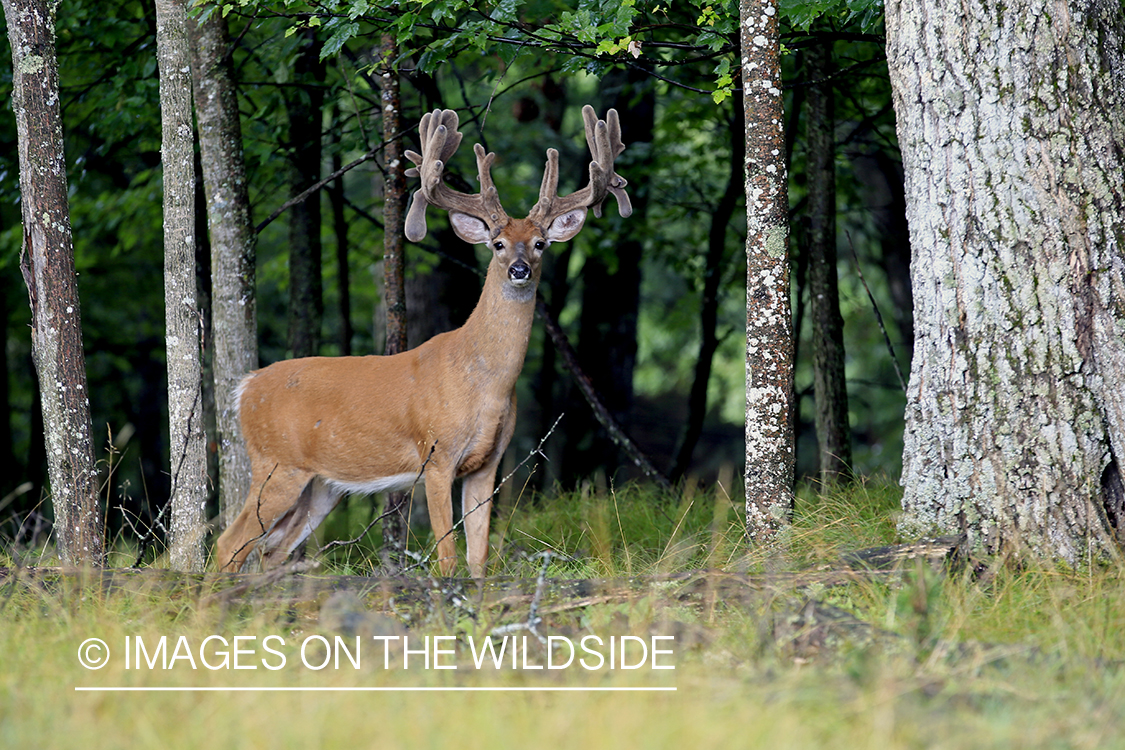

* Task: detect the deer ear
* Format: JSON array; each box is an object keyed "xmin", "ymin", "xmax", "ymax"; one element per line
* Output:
[
  {"xmin": 449, "ymin": 212, "xmax": 492, "ymax": 245},
  {"xmin": 546, "ymin": 208, "xmax": 587, "ymax": 242}
]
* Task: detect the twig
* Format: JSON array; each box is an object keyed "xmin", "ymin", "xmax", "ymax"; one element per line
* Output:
[
  {"xmin": 133, "ymin": 385, "xmax": 203, "ymax": 566},
  {"xmin": 400, "ymin": 415, "xmax": 565, "ymax": 576},
  {"xmin": 535, "ymin": 298, "xmax": 672, "ymax": 488},
  {"xmin": 317, "ymin": 444, "xmax": 436, "ymax": 555},
  {"xmin": 219, "ymin": 462, "xmax": 279, "ymax": 571},
  {"xmin": 847, "ymin": 232, "xmax": 908, "ymax": 393},
  {"xmin": 199, "ymin": 559, "xmax": 321, "ymax": 607},
  {"xmin": 490, "ymin": 551, "xmax": 553, "ymax": 644},
  {"xmin": 255, "ymin": 148, "xmax": 384, "ymax": 234}
]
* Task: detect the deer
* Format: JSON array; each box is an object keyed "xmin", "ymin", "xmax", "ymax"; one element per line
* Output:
[{"xmin": 215, "ymin": 105, "xmax": 631, "ymax": 577}]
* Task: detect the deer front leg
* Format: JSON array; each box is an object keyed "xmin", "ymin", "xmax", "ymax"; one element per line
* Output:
[
  {"xmin": 461, "ymin": 463, "xmax": 499, "ymax": 578},
  {"xmin": 461, "ymin": 396, "xmax": 516, "ymax": 578},
  {"xmin": 424, "ymin": 466, "xmax": 457, "ymax": 575}
]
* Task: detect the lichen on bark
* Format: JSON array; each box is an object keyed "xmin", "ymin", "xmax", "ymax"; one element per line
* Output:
[
  {"xmin": 887, "ymin": 0, "xmax": 1125, "ymax": 561},
  {"xmin": 4, "ymin": 0, "xmax": 103, "ymax": 566},
  {"xmin": 740, "ymin": 0, "xmax": 794, "ymax": 544},
  {"xmin": 156, "ymin": 0, "xmax": 207, "ymax": 572},
  {"xmin": 189, "ymin": 10, "xmax": 257, "ymax": 530}
]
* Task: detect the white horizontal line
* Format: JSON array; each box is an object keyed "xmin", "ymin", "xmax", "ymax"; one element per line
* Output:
[{"xmin": 75, "ymin": 686, "xmax": 676, "ymax": 693}]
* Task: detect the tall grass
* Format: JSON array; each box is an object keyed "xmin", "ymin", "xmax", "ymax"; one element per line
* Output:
[{"xmin": 2, "ymin": 479, "xmax": 1124, "ymax": 748}]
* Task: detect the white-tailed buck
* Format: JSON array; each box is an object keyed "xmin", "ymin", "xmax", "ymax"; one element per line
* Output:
[{"xmin": 216, "ymin": 105, "xmax": 631, "ymax": 576}]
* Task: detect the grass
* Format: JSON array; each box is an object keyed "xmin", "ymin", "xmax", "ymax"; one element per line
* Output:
[{"xmin": 2, "ymin": 478, "xmax": 1124, "ymax": 749}]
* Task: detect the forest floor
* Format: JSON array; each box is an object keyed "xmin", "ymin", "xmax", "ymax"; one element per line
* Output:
[{"xmin": 2, "ymin": 479, "xmax": 1123, "ymax": 749}]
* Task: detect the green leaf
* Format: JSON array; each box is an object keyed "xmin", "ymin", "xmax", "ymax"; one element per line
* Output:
[
  {"xmin": 320, "ymin": 22, "xmax": 360, "ymax": 60},
  {"xmin": 489, "ymin": 0, "xmax": 520, "ymax": 23}
]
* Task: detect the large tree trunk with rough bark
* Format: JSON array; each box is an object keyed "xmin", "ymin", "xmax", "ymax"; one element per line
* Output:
[
  {"xmin": 887, "ymin": 0, "xmax": 1125, "ymax": 560},
  {"xmin": 806, "ymin": 40, "xmax": 851, "ymax": 482},
  {"xmin": 155, "ymin": 0, "xmax": 207, "ymax": 571},
  {"xmin": 4, "ymin": 0, "xmax": 103, "ymax": 566},
  {"xmin": 741, "ymin": 0, "xmax": 795, "ymax": 542},
  {"xmin": 189, "ymin": 10, "xmax": 257, "ymax": 530}
]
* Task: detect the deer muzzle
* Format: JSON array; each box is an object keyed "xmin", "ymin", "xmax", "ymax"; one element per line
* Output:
[{"xmin": 508, "ymin": 261, "xmax": 532, "ymax": 285}]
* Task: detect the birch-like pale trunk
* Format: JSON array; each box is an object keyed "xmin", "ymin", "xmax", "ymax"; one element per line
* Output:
[
  {"xmin": 379, "ymin": 35, "xmax": 410, "ymax": 568},
  {"xmin": 155, "ymin": 0, "xmax": 207, "ymax": 571},
  {"xmin": 189, "ymin": 10, "xmax": 257, "ymax": 530},
  {"xmin": 887, "ymin": 0, "xmax": 1125, "ymax": 560},
  {"xmin": 4, "ymin": 0, "xmax": 103, "ymax": 566},
  {"xmin": 740, "ymin": 0, "xmax": 794, "ymax": 543}
]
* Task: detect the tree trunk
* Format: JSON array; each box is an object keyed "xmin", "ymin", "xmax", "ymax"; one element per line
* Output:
[
  {"xmin": 806, "ymin": 39, "xmax": 851, "ymax": 482},
  {"xmin": 740, "ymin": 0, "xmax": 795, "ymax": 543},
  {"xmin": 286, "ymin": 29, "xmax": 325, "ymax": 359},
  {"xmin": 155, "ymin": 0, "xmax": 207, "ymax": 571},
  {"xmin": 380, "ymin": 36, "xmax": 410, "ymax": 568},
  {"xmin": 194, "ymin": 154, "xmax": 218, "ymax": 514},
  {"xmin": 563, "ymin": 68, "xmax": 653, "ymax": 483},
  {"xmin": 0, "ymin": 271, "xmax": 13, "ymax": 499},
  {"xmin": 887, "ymin": 0, "xmax": 1125, "ymax": 559},
  {"xmin": 670, "ymin": 97, "xmax": 744, "ymax": 483},
  {"xmin": 4, "ymin": 0, "xmax": 103, "ymax": 566},
  {"xmin": 329, "ymin": 144, "xmax": 353, "ymax": 356},
  {"xmin": 873, "ymin": 153, "xmax": 913, "ymax": 359},
  {"xmin": 189, "ymin": 10, "xmax": 257, "ymax": 530}
]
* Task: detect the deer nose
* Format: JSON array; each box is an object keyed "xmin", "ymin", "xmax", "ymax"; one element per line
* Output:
[{"xmin": 508, "ymin": 261, "xmax": 531, "ymax": 282}]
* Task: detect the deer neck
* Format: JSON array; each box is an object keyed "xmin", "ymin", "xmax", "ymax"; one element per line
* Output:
[{"xmin": 458, "ymin": 261, "xmax": 538, "ymax": 392}]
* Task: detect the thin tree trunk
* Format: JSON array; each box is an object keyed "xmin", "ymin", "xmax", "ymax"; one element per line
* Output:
[
  {"xmin": 286, "ymin": 29, "xmax": 325, "ymax": 359},
  {"xmin": 740, "ymin": 0, "xmax": 794, "ymax": 543},
  {"xmin": 194, "ymin": 155, "xmax": 217, "ymax": 512},
  {"xmin": 887, "ymin": 0, "xmax": 1125, "ymax": 559},
  {"xmin": 671, "ymin": 97, "xmax": 744, "ymax": 483},
  {"xmin": 873, "ymin": 153, "xmax": 913, "ymax": 359},
  {"xmin": 806, "ymin": 39, "xmax": 851, "ymax": 482},
  {"xmin": 380, "ymin": 36, "xmax": 410, "ymax": 568},
  {"xmin": 0, "ymin": 271, "xmax": 13, "ymax": 498},
  {"xmin": 189, "ymin": 9, "xmax": 258, "ymax": 530},
  {"xmin": 329, "ymin": 146, "xmax": 353, "ymax": 355},
  {"xmin": 155, "ymin": 0, "xmax": 206, "ymax": 571},
  {"xmin": 4, "ymin": 0, "xmax": 103, "ymax": 566}
]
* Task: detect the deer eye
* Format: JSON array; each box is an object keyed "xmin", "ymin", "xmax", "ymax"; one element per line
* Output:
[
  {"xmin": 534, "ymin": 240, "xmax": 547, "ymax": 251},
  {"xmin": 493, "ymin": 240, "xmax": 505, "ymax": 251}
]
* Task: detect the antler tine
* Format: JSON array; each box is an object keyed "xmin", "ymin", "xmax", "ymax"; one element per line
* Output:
[
  {"xmin": 528, "ymin": 105, "xmax": 632, "ymax": 230},
  {"xmin": 601, "ymin": 108, "xmax": 632, "ymax": 219},
  {"xmin": 404, "ymin": 109, "xmax": 509, "ymax": 242}
]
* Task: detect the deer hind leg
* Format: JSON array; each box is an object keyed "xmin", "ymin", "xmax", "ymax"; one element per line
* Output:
[
  {"xmin": 424, "ymin": 466, "xmax": 457, "ymax": 576},
  {"xmin": 215, "ymin": 464, "xmax": 314, "ymax": 572},
  {"xmin": 258, "ymin": 477, "xmax": 343, "ymax": 569}
]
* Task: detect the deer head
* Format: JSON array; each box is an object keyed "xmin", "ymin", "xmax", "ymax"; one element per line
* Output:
[{"xmin": 403, "ymin": 105, "xmax": 632, "ymax": 298}]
